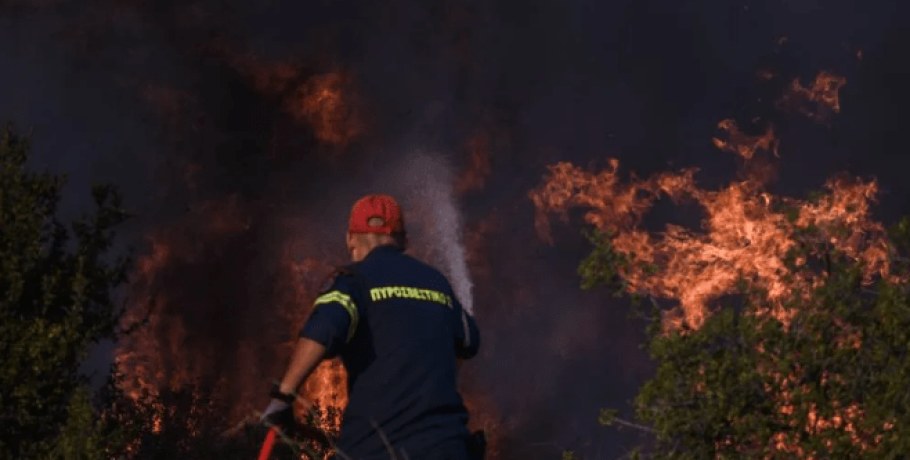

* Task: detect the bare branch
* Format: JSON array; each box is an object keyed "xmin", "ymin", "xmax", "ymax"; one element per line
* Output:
[{"xmin": 612, "ymin": 418, "xmax": 657, "ymax": 434}]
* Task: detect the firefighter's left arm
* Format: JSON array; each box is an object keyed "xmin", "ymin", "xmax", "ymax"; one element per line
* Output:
[{"xmin": 277, "ymin": 274, "xmax": 360, "ymax": 395}]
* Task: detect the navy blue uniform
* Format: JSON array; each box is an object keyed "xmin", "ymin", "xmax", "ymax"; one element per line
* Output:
[{"xmin": 300, "ymin": 245, "xmax": 481, "ymax": 460}]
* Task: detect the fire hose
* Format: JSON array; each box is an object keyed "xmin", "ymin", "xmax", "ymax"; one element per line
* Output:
[
  {"xmin": 257, "ymin": 424, "xmax": 338, "ymax": 460},
  {"xmin": 222, "ymin": 416, "xmax": 485, "ymax": 460},
  {"xmin": 251, "ymin": 426, "xmax": 486, "ymax": 460},
  {"xmin": 257, "ymin": 428, "xmax": 277, "ymax": 460},
  {"xmin": 220, "ymin": 418, "xmax": 338, "ymax": 459}
]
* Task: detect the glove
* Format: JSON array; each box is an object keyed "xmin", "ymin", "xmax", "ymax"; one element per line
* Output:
[{"xmin": 260, "ymin": 387, "xmax": 296, "ymax": 429}]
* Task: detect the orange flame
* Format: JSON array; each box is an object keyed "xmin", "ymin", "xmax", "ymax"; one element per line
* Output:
[
  {"xmin": 712, "ymin": 119, "xmax": 779, "ymax": 160},
  {"xmin": 529, "ymin": 73, "xmax": 883, "ymax": 330},
  {"xmin": 530, "ymin": 147, "xmax": 888, "ymax": 331},
  {"xmin": 456, "ymin": 130, "xmax": 493, "ymax": 194},
  {"xmin": 776, "ymin": 71, "xmax": 847, "ymax": 122},
  {"xmin": 215, "ymin": 43, "xmax": 366, "ymax": 147},
  {"xmin": 277, "ymin": 235, "xmax": 349, "ymax": 426},
  {"xmin": 124, "ymin": 63, "xmax": 498, "ymax": 451},
  {"xmin": 115, "ymin": 196, "xmax": 311, "ymax": 425},
  {"xmin": 117, "ymin": 193, "xmax": 498, "ymax": 444},
  {"xmin": 287, "ymin": 72, "xmax": 365, "ymax": 147},
  {"xmin": 530, "ymin": 71, "xmax": 898, "ymax": 456}
]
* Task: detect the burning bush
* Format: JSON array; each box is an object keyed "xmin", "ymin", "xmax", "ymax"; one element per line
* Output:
[
  {"xmin": 99, "ymin": 375, "xmax": 340, "ymax": 460},
  {"xmin": 532, "ymin": 71, "xmax": 910, "ymax": 458},
  {"xmin": 583, "ymin": 218, "xmax": 910, "ymax": 458}
]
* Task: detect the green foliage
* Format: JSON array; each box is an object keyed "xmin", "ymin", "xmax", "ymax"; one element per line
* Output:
[
  {"xmin": 578, "ymin": 228, "xmax": 659, "ymax": 305},
  {"xmin": 582, "ymin": 212, "xmax": 910, "ymax": 458},
  {"xmin": 0, "ymin": 124, "xmax": 350, "ymax": 460},
  {"xmin": 0, "ymin": 124, "xmax": 133, "ymax": 459},
  {"xmin": 47, "ymin": 386, "xmax": 127, "ymax": 460},
  {"xmin": 598, "ymin": 408, "xmax": 619, "ymax": 427},
  {"xmin": 578, "ymin": 228, "xmax": 627, "ymax": 293}
]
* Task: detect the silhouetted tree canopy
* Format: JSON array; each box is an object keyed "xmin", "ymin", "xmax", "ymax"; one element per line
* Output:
[{"xmin": 0, "ymin": 124, "xmax": 133, "ymax": 459}]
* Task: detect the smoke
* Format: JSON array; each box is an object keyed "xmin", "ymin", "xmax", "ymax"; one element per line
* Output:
[
  {"xmin": 388, "ymin": 151, "xmax": 475, "ymax": 314},
  {"xmin": 4, "ymin": 0, "xmax": 910, "ymax": 458}
]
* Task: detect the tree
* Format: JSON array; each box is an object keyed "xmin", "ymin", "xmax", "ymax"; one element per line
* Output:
[
  {"xmin": 582, "ymin": 213, "xmax": 910, "ymax": 458},
  {"xmin": 0, "ymin": 124, "xmax": 365, "ymax": 460},
  {"xmin": 0, "ymin": 124, "xmax": 133, "ymax": 459}
]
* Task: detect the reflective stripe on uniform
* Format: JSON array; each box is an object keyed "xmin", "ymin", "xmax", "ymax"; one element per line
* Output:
[{"xmin": 313, "ymin": 290, "xmax": 359, "ymax": 342}]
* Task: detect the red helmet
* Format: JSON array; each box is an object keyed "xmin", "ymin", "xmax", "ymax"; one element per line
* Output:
[{"xmin": 348, "ymin": 194, "xmax": 405, "ymax": 234}]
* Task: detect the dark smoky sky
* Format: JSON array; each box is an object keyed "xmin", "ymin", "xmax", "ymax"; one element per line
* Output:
[{"xmin": 3, "ymin": 0, "xmax": 910, "ymax": 458}]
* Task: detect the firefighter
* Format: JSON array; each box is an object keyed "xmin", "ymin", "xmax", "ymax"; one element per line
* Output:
[{"xmin": 261, "ymin": 194, "xmax": 482, "ymax": 460}]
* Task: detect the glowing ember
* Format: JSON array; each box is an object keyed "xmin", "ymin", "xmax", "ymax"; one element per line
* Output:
[
  {"xmin": 287, "ymin": 72, "xmax": 365, "ymax": 147},
  {"xmin": 116, "ymin": 236, "xmax": 172, "ymax": 402},
  {"xmin": 116, "ymin": 195, "xmax": 280, "ymax": 424},
  {"xmin": 462, "ymin": 390, "xmax": 502, "ymax": 459},
  {"xmin": 216, "ymin": 44, "xmax": 365, "ymax": 147},
  {"xmin": 776, "ymin": 71, "xmax": 847, "ymax": 122},
  {"xmin": 300, "ymin": 360, "xmax": 347, "ymax": 429},
  {"xmin": 456, "ymin": 130, "xmax": 493, "ymax": 194},
  {"xmin": 712, "ymin": 119, "xmax": 779, "ymax": 160},
  {"xmin": 462, "ymin": 213, "xmax": 501, "ymax": 282}
]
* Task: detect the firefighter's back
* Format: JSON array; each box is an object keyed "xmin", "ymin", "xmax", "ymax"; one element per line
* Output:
[{"xmin": 337, "ymin": 245, "xmax": 474, "ymax": 460}]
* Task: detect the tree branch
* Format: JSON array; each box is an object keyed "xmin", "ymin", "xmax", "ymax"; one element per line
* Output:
[{"xmin": 612, "ymin": 417, "xmax": 657, "ymax": 434}]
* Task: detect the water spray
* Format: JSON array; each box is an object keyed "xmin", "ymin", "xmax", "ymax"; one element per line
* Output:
[{"xmin": 392, "ymin": 151, "xmax": 475, "ymax": 315}]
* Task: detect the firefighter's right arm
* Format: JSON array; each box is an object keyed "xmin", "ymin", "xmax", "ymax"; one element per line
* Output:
[
  {"xmin": 452, "ymin": 295, "xmax": 480, "ymax": 359},
  {"xmin": 298, "ymin": 274, "xmax": 360, "ymax": 359},
  {"xmin": 275, "ymin": 274, "xmax": 359, "ymax": 396}
]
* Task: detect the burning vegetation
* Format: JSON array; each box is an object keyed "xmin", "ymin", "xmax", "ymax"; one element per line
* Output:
[
  {"xmin": 218, "ymin": 45, "xmax": 367, "ymax": 149},
  {"xmin": 7, "ymin": 0, "xmax": 908, "ymax": 458},
  {"xmin": 113, "ymin": 197, "xmax": 352, "ymax": 443},
  {"xmin": 531, "ymin": 71, "xmax": 910, "ymax": 457},
  {"xmin": 112, "ymin": 58, "xmax": 903, "ymax": 458},
  {"xmin": 110, "ymin": 46, "xmax": 372, "ymax": 457},
  {"xmin": 531, "ymin": 71, "xmax": 886, "ymax": 330},
  {"xmin": 287, "ymin": 71, "xmax": 366, "ymax": 148},
  {"xmin": 530, "ymin": 158, "xmax": 888, "ymax": 330},
  {"xmin": 108, "ymin": 44, "xmax": 503, "ymax": 458},
  {"xmin": 776, "ymin": 72, "xmax": 848, "ymax": 123}
]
